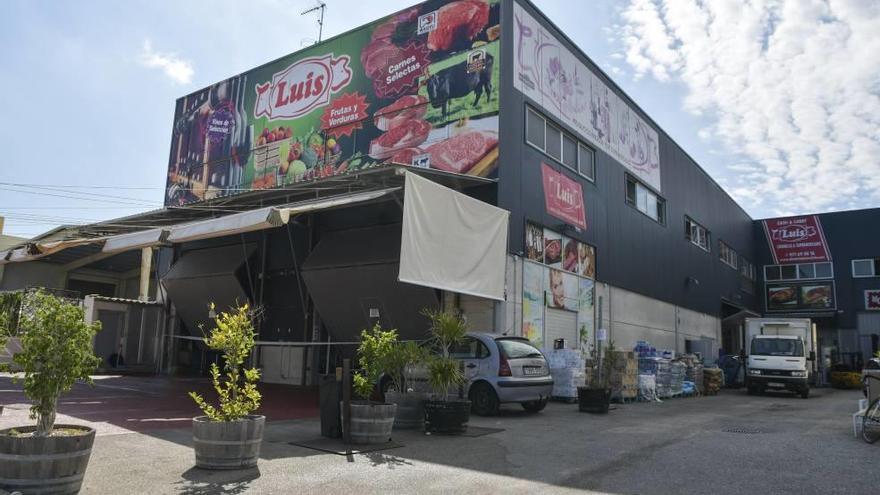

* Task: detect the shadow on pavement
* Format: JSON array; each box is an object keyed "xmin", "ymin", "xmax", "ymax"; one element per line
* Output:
[{"xmin": 175, "ymin": 466, "xmax": 260, "ymax": 495}]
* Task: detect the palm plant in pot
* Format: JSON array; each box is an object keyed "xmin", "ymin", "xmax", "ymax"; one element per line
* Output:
[
  {"xmin": 189, "ymin": 303, "xmax": 263, "ymax": 470},
  {"xmin": 578, "ymin": 341, "xmax": 616, "ymax": 414},
  {"xmin": 346, "ymin": 323, "xmax": 398, "ymax": 444},
  {"xmin": 422, "ymin": 309, "xmax": 470, "ymax": 434},
  {"xmin": 0, "ymin": 290, "xmax": 102, "ymax": 495},
  {"xmin": 382, "ymin": 340, "xmax": 429, "ymax": 430}
]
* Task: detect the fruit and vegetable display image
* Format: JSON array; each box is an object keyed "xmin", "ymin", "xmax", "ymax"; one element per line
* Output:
[{"xmin": 165, "ymin": 0, "xmax": 501, "ymax": 206}]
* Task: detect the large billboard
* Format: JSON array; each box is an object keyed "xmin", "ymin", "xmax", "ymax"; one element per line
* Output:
[
  {"xmin": 165, "ymin": 0, "xmax": 501, "ymax": 206},
  {"xmin": 762, "ymin": 215, "xmax": 831, "ymax": 264},
  {"xmin": 512, "ymin": 3, "xmax": 661, "ymax": 192}
]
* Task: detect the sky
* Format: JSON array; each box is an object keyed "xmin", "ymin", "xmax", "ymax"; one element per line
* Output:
[{"xmin": 0, "ymin": 0, "xmax": 878, "ymax": 239}]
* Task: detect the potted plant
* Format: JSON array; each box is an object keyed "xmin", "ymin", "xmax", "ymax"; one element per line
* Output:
[
  {"xmin": 345, "ymin": 323, "xmax": 398, "ymax": 444},
  {"xmin": 189, "ymin": 303, "xmax": 263, "ymax": 470},
  {"xmin": 578, "ymin": 341, "xmax": 616, "ymax": 414},
  {"xmin": 0, "ymin": 290, "xmax": 102, "ymax": 495},
  {"xmin": 383, "ymin": 340, "xmax": 430, "ymax": 429},
  {"xmin": 422, "ymin": 309, "xmax": 470, "ymax": 434}
]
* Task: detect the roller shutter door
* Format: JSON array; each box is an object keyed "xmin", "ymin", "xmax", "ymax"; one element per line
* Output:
[
  {"xmin": 459, "ymin": 294, "xmax": 494, "ymax": 332},
  {"xmin": 545, "ymin": 308, "xmax": 577, "ymax": 349}
]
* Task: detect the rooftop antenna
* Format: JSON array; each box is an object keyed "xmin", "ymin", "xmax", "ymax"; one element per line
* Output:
[{"xmin": 301, "ymin": 1, "xmax": 327, "ymax": 44}]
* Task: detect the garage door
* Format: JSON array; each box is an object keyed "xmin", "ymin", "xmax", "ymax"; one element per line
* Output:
[
  {"xmin": 459, "ymin": 294, "xmax": 494, "ymax": 332},
  {"xmin": 545, "ymin": 308, "xmax": 577, "ymax": 349},
  {"xmin": 858, "ymin": 313, "xmax": 880, "ymax": 334}
]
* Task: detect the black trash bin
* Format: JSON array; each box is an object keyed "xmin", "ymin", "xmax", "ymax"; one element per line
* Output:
[{"xmin": 320, "ymin": 374, "xmax": 342, "ymax": 438}]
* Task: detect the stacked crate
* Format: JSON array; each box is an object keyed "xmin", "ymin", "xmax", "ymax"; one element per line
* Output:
[
  {"xmin": 680, "ymin": 354, "xmax": 704, "ymax": 395},
  {"xmin": 609, "ymin": 351, "xmax": 638, "ymax": 402}
]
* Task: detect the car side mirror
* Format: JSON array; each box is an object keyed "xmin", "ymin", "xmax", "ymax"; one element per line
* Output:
[{"xmin": 808, "ymin": 351, "xmax": 816, "ymax": 361}]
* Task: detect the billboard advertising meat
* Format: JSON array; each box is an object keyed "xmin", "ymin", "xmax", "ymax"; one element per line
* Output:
[
  {"xmin": 762, "ymin": 215, "xmax": 831, "ymax": 264},
  {"xmin": 165, "ymin": 0, "xmax": 501, "ymax": 206},
  {"xmin": 512, "ymin": 3, "xmax": 661, "ymax": 191},
  {"xmin": 766, "ymin": 282, "xmax": 835, "ymax": 312}
]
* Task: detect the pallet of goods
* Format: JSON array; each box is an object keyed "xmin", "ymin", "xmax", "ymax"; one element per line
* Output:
[
  {"xmin": 609, "ymin": 351, "xmax": 638, "ymax": 402},
  {"xmin": 546, "ymin": 349, "xmax": 586, "ymax": 401},
  {"xmin": 703, "ymin": 367, "xmax": 723, "ymax": 395}
]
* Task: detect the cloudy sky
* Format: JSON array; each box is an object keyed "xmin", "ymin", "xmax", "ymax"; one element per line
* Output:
[{"xmin": 0, "ymin": 0, "xmax": 878, "ymax": 239}]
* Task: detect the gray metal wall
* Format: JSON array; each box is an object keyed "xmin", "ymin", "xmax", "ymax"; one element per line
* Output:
[{"xmin": 497, "ymin": 0, "xmax": 759, "ymax": 319}]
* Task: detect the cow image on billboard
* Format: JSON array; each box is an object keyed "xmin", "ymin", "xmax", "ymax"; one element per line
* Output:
[{"xmin": 164, "ymin": 0, "xmax": 501, "ymax": 206}]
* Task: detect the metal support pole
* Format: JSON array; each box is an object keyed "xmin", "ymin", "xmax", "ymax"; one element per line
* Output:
[
  {"xmin": 139, "ymin": 247, "xmax": 152, "ymax": 301},
  {"xmin": 342, "ymin": 358, "xmax": 351, "ymax": 445}
]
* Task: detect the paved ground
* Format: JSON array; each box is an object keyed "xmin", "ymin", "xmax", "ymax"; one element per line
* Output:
[{"xmin": 1, "ymin": 375, "xmax": 876, "ymax": 494}]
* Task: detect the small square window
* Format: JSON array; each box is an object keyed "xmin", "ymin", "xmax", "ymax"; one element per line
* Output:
[
  {"xmin": 765, "ymin": 265, "xmax": 781, "ymax": 281},
  {"xmin": 526, "ymin": 109, "xmax": 545, "ymax": 149},
  {"xmin": 853, "ymin": 259, "xmax": 874, "ymax": 277},
  {"xmin": 562, "ymin": 134, "xmax": 577, "ymax": 168},
  {"xmin": 815, "ymin": 262, "xmax": 832, "ymax": 278},
  {"xmin": 798, "ymin": 264, "xmax": 815, "ymax": 279},
  {"xmin": 578, "ymin": 144, "xmax": 595, "ymax": 180},
  {"xmin": 780, "ymin": 265, "xmax": 797, "ymax": 280}
]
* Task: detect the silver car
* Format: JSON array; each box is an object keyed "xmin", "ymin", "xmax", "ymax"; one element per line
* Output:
[{"xmin": 384, "ymin": 333, "xmax": 554, "ymax": 416}]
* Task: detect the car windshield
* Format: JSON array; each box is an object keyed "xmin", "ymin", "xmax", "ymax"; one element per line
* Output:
[
  {"xmin": 751, "ymin": 338, "xmax": 804, "ymax": 357},
  {"xmin": 496, "ymin": 338, "xmax": 543, "ymax": 359}
]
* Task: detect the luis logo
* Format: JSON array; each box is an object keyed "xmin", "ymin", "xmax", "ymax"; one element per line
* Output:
[
  {"xmin": 254, "ymin": 54, "xmax": 352, "ymax": 120},
  {"xmin": 772, "ymin": 225, "xmax": 816, "ymax": 243}
]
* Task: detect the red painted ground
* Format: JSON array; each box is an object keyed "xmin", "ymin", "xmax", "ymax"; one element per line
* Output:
[{"xmin": 0, "ymin": 374, "xmax": 318, "ymax": 433}]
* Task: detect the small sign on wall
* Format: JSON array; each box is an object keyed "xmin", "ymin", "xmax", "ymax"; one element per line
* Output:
[{"xmin": 866, "ymin": 290, "xmax": 880, "ymax": 311}]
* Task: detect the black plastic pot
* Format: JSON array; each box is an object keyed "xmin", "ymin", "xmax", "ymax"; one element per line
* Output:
[
  {"xmin": 424, "ymin": 399, "xmax": 471, "ymax": 434},
  {"xmin": 577, "ymin": 387, "xmax": 611, "ymax": 414}
]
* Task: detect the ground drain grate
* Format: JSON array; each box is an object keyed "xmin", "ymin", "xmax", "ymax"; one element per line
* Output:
[{"xmin": 722, "ymin": 426, "xmax": 763, "ymax": 434}]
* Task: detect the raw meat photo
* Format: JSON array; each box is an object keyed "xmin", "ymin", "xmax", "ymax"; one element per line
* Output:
[
  {"xmin": 427, "ymin": 0, "xmax": 491, "ymax": 52},
  {"xmin": 369, "ymin": 119, "xmax": 432, "ymax": 160},
  {"xmin": 374, "ymin": 95, "xmax": 429, "ymax": 131},
  {"xmin": 422, "ymin": 129, "xmax": 496, "ymax": 174}
]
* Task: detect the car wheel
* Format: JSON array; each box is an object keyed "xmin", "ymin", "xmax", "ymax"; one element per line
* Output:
[
  {"xmin": 522, "ymin": 399, "xmax": 547, "ymax": 413},
  {"xmin": 469, "ymin": 382, "xmax": 499, "ymax": 416}
]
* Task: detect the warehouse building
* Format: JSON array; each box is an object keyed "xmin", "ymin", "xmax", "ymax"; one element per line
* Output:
[{"xmin": 1, "ymin": 0, "xmax": 878, "ymax": 383}]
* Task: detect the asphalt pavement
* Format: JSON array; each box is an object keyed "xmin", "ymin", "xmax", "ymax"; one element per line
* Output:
[{"xmin": 0, "ymin": 376, "xmax": 875, "ymax": 494}]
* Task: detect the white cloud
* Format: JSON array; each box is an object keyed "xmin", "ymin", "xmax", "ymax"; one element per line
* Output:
[
  {"xmin": 616, "ymin": 0, "xmax": 880, "ymax": 216},
  {"xmin": 139, "ymin": 39, "xmax": 194, "ymax": 85}
]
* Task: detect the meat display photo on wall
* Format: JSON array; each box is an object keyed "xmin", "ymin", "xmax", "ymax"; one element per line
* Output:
[{"xmin": 165, "ymin": 0, "xmax": 501, "ymax": 206}]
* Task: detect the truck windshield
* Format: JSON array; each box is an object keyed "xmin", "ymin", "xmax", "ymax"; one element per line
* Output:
[{"xmin": 751, "ymin": 338, "xmax": 804, "ymax": 357}]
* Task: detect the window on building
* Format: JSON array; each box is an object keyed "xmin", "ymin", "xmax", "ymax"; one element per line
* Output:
[
  {"xmin": 740, "ymin": 259, "xmax": 756, "ymax": 281},
  {"xmin": 525, "ymin": 106, "xmax": 595, "ymax": 181},
  {"xmin": 719, "ymin": 241, "xmax": 738, "ymax": 269},
  {"xmin": 685, "ymin": 217, "xmax": 710, "ymax": 252},
  {"xmin": 578, "ymin": 143, "xmax": 595, "ymax": 181},
  {"xmin": 625, "ymin": 175, "xmax": 665, "ymax": 224},
  {"xmin": 764, "ymin": 262, "xmax": 834, "ymax": 281},
  {"xmin": 853, "ymin": 258, "xmax": 880, "ymax": 278}
]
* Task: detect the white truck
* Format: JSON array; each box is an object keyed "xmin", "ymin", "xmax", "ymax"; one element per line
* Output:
[{"xmin": 743, "ymin": 318, "xmax": 816, "ymax": 398}]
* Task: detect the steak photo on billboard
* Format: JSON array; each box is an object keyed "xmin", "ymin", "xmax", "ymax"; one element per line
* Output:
[{"xmin": 165, "ymin": 0, "xmax": 501, "ymax": 206}]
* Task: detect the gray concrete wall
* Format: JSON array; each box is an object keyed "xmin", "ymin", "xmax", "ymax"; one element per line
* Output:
[{"xmin": 0, "ymin": 261, "xmax": 66, "ymax": 290}]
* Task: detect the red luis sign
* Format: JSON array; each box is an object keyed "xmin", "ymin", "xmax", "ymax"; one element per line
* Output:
[
  {"xmin": 763, "ymin": 215, "xmax": 831, "ymax": 264},
  {"xmin": 541, "ymin": 163, "xmax": 586, "ymax": 230},
  {"xmin": 254, "ymin": 54, "xmax": 352, "ymax": 120}
]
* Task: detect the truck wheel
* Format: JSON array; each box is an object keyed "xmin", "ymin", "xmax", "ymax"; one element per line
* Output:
[{"xmin": 800, "ymin": 388, "xmax": 810, "ymax": 399}]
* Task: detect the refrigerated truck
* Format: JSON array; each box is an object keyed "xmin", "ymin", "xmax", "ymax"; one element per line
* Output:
[{"xmin": 743, "ymin": 318, "xmax": 816, "ymax": 398}]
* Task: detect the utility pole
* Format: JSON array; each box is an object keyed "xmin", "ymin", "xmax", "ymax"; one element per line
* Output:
[{"xmin": 301, "ymin": 1, "xmax": 327, "ymax": 44}]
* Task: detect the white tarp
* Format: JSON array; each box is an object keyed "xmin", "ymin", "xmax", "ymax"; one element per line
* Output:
[
  {"xmin": 102, "ymin": 228, "xmax": 167, "ymax": 254},
  {"xmin": 399, "ymin": 171, "xmax": 509, "ymax": 301}
]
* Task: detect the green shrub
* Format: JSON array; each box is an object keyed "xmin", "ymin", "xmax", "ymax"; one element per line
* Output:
[
  {"xmin": 422, "ymin": 309, "xmax": 467, "ymax": 401},
  {"xmin": 353, "ymin": 323, "xmax": 398, "ymax": 400},
  {"xmin": 11, "ymin": 291, "xmax": 101, "ymax": 436},
  {"xmin": 189, "ymin": 304, "xmax": 262, "ymax": 421}
]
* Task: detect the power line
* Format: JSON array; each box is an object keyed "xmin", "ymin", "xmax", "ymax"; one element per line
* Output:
[
  {"xmin": 2, "ymin": 184, "xmax": 161, "ymax": 204},
  {"xmin": 0, "ymin": 187, "xmax": 162, "ymax": 207},
  {"xmin": 0, "ymin": 182, "xmax": 162, "ymax": 190}
]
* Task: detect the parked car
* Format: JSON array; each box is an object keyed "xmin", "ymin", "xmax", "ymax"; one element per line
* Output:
[{"xmin": 381, "ymin": 332, "xmax": 554, "ymax": 416}]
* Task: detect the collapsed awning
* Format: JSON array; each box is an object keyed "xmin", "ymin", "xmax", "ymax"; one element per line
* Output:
[
  {"xmin": 399, "ymin": 171, "xmax": 509, "ymax": 301},
  {"xmin": 4, "ymin": 237, "xmax": 106, "ymax": 264},
  {"xmin": 102, "ymin": 228, "xmax": 168, "ymax": 254},
  {"xmin": 166, "ymin": 187, "xmax": 400, "ymax": 244}
]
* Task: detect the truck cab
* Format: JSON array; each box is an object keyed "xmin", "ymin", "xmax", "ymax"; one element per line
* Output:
[{"xmin": 746, "ymin": 335, "xmax": 811, "ymax": 398}]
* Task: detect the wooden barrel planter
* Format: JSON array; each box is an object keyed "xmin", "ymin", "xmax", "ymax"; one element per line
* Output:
[
  {"xmin": 424, "ymin": 399, "xmax": 471, "ymax": 434},
  {"xmin": 343, "ymin": 402, "xmax": 396, "ymax": 444},
  {"xmin": 385, "ymin": 392, "xmax": 427, "ymax": 430},
  {"xmin": 0, "ymin": 425, "xmax": 95, "ymax": 495},
  {"xmin": 192, "ymin": 415, "xmax": 265, "ymax": 470}
]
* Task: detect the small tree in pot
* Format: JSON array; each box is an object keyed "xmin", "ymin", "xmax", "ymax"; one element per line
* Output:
[
  {"xmin": 422, "ymin": 309, "xmax": 470, "ymax": 434},
  {"xmin": 346, "ymin": 323, "xmax": 398, "ymax": 444},
  {"xmin": 0, "ymin": 290, "xmax": 101, "ymax": 494},
  {"xmin": 578, "ymin": 341, "xmax": 616, "ymax": 414},
  {"xmin": 189, "ymin": 303, "xmax": 264, "ymax": 470},
  {"xmin": 382, "ymin": 340, "xmax": 430, "ymax": 429}
]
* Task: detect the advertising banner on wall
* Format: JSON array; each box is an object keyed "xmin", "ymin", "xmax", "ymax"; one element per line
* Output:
[
  {"xmin": 541, "ymin": 163, "xmax": 586, "ymax": 230},
  {"xmin": 766, "ymin": 282, "xmax": 835, "ymax": 312},
  {"xmin": 866, "ymin": 290, "xmax": 880, "ymax": 311},
  {"xmin": 512, "ymin": 3, "xmax": 661, "ymax": 191},
  {"xmin": 165, "ymin": 0, "xmax": 501, "ymax": 206},
  {"xmin": 762, "ymin": 215, "xmax": 831, "ymax": 264}
]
